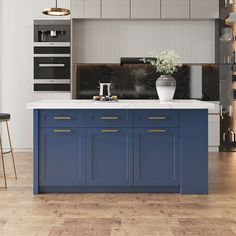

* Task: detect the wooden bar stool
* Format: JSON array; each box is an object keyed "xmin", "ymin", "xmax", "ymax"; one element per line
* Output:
[{"xmin": 0, "ymin": 113, "xmax": 17, "ymax": 189}]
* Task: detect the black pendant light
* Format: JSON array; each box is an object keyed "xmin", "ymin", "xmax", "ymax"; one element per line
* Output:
[{"xmin": 42, "ymin": 0, "xmax": 70, "ymax": 16}]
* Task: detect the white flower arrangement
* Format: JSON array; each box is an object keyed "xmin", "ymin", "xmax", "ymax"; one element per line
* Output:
[{"xmin": 143, "ymin": 50, "xmax": 182, "ymax": 76}]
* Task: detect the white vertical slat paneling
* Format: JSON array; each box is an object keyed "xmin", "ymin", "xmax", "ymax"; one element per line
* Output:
[{"xmin": 73, "ymin": 20, "xmax": 215, "ymax": 64}]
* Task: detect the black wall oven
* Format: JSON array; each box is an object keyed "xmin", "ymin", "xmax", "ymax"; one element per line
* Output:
[{"xmin": 33, "ymin": 20, "xmax": 71, "ymax": 92}]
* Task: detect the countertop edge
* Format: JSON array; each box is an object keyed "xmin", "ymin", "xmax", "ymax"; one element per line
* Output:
[{"xmin": 26, "ymin": 100, "xmax": 216, "ymax": 110}]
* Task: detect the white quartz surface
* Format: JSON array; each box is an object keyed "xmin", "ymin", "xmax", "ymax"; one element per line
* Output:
[{"xmin": 27, "ymin": 99, "xmax": 216, "ymax": 110}]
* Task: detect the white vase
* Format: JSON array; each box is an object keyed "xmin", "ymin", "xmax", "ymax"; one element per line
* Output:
[{"xmin": 156, "ymin": 75, "xmax": 176, "ymax": 102}]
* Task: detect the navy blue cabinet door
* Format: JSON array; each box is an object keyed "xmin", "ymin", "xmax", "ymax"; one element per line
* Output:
[
  {"xmin": 39, "ymin": 128, "xmax": 85, "ymax": 186},
  {"xmin": 134, "ymin": 128, "xmax": 180, "ymax": 186},
  {"xmin": 86, "ymin": 128, "xmax": 133, "ymax": 186}
]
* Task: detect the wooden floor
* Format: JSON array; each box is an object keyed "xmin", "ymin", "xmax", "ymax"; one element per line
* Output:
[{"xmin": 0, "ymin": 152, "xmax": 236, "ymax": 236}]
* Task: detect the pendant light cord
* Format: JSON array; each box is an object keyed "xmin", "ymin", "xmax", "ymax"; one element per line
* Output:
[{"xmin": 56, "ymin": 0, "xmax": 57, "ymax": 8}]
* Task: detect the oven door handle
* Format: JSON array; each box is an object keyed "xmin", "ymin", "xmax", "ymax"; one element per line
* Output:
[{"xmin": 38, "ymin": 64, "xmax": 65, "ymax": 67}]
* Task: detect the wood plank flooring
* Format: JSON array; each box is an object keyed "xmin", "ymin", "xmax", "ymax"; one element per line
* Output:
[{"xmin": 0, "ymin": 152, "xmax": 236, "ymax": 236}]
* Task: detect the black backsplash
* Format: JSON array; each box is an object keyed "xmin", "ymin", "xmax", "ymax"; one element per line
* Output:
[{"xmin": 74, "ymin": 63, "xmax": 219, "ymax": 101}]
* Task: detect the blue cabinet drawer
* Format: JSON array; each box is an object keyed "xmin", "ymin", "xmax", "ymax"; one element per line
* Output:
[
  {"xmin": 134, "ymin": 110, "xmax": 180, "ymax": 127},
  {"xmin": 40, "ymin": 110, "xmax": 85, "ymax": 127},
  {"xmin": 86, "ymin": 110, "xmax": 133, "ymax": 127}
]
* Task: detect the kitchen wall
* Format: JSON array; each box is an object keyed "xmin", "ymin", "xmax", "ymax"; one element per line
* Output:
[
  {"xmin": 73, "ymin": 20, "xmax": 215, "ymax": 63},
  {"xmin": 0, "ymin": 0, "xmax": 216, "ymax": 150},
  {"xmin": 0, "ymin": 0, "xmax": 71, "ymax": 150}
]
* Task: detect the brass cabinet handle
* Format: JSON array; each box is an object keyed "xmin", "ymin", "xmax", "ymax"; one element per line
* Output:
[
  {"xmin": 148, "ymin": 129, "xmax": 166, "ymax": 133},
  {"xmin": 148, "ymin": 116, "xmax": 167, "ymax": 120},
  {"xmin": 101, "ymin": 116, "xmax": 119, "ymax": 120},
  {"xmin": 53, "ymin": 129, "xmax": 72, "ymax": 133},
  {"xmin": 100, "ymin": 129, "xmax": 119, "ymax": 133},
  {"xmin": 54, "ymin": 116, "xmax": 72, "ymax": 120}
]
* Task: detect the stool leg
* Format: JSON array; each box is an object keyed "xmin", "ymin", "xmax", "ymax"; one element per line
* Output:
[
  {"xmin": 6, "ymin": 121, "xmax": 17, "ymax": 180},
  {"xmin": 0, "ymin": 134, "xmax": 7, "ymax": 189}
]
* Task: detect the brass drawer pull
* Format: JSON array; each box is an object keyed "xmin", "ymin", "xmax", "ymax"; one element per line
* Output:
[
  {"xmin": 148, "ymin": 129, "xmax": 166, "ymax": 133},
  {"xmin": 100, "ymin": 129, "xmax": 119, "ymax": 133},
  {"xmin": 101, "ymin": 116, "xmax": 119, "ymax": 120},
  {"xmin": 148, "ymin": 116, "xmax": 167, "ymax": 120},
  {"xmin": 53, "ymin": 129, "xmax": 72, "ymax": 133},
  {"xmin": 54, "ymin": 116, "xmax": 72, "ymax": 120}
]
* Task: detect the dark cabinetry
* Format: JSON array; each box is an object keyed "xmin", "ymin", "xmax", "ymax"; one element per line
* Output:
[
  {"xmin": 86, "ymin": 128, "xmax": 133, "ymax": 186},
  {"xmin": 39, "ymin": 128, "xmax": 85, "ymax": 186},
  {"xmin": 35, "ymin": 109, "xmax": 208, "ymax": 194},
  {"xmin": 134, "ymin": 128, "xmax": 180, "ymax": 186}
]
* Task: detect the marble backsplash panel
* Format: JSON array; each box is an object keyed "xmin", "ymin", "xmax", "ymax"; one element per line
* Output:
[{"xmin": 74, "ymin": 64, "xmax": 219, "ymax": 101}]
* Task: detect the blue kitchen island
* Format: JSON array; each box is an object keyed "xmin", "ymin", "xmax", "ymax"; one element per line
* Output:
[{"xmin": 27, "ymin": 100, "xmax": 215, "ymax": 194}]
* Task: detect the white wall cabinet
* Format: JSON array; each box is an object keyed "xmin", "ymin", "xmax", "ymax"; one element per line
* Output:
[
  {"xmin": 71, "ymin": 0, "xmax": 84, "ymax": 18},
  {"xmin": 70, "ymin": 0, "xmax": 219, "ymax": 19},
  {"xmin": 57, "ymin": 0, "xmax": 71, "ymax": 10},
  {"xmin": 190, "ymin": 0, "xmax": 219, "ymax": 19},
  {"xmin": 102, "ymin": 0, "xmax": 130, "ymax": 19},
  {"xmin": 85, "ymin": 0, "xmax": 101, "ymax": 18},
  {"xmin": 131, "ymin": 0, "xmax": 160, "ymax": 19},
  {"xmin": 161, "ymin": 0, "xmax": 189, "ymax": 19}
]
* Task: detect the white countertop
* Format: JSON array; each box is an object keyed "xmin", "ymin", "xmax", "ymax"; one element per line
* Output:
[{"xmin": 27, "ymin": 99, "xmax": 216, "ymax": 110}]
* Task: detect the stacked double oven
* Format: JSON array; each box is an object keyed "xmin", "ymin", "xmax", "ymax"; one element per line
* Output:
[{"xmin": 33, "ymin": 20, "xmax": 71, "ymax": 91}]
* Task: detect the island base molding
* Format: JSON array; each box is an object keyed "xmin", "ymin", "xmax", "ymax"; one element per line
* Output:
[{"xmin": 39, "ymin": 186, "xmax": 180, "ymax": 194}]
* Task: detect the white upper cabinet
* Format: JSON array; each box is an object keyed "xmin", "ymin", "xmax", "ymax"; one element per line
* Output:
[
  {"xmin": 71, "ymin": 0, "xmax": 84, "ymax": 18},
  {"xmin": 161, "ymin": 0, "xmax": 190, "ymax": 19},
  {"xmin": 70, "ymin": 0, "xmax": 219, "ymax": 19},
  {"xmin": 190, "ymin": 0, "xmax": 219, "ymax": 19},
  {"xmin": 131, "ymin": 0, "xmax": 161, "ymax": 19},
  {"xmin": 102, "ymin": 0, "xmax": 130, "ymax": 18},
  {"xmin": 84, "ymin": 0, "xmax": 101, "ymax": 18},
  {"xmin": 58, "ymin": 0, "xmax": 71, "ymax": 10}
]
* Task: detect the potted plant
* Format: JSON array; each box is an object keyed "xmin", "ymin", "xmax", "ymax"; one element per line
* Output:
[{"xmin": 144, "ymin": 50, "xmax": 182, "ymax": 102}]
